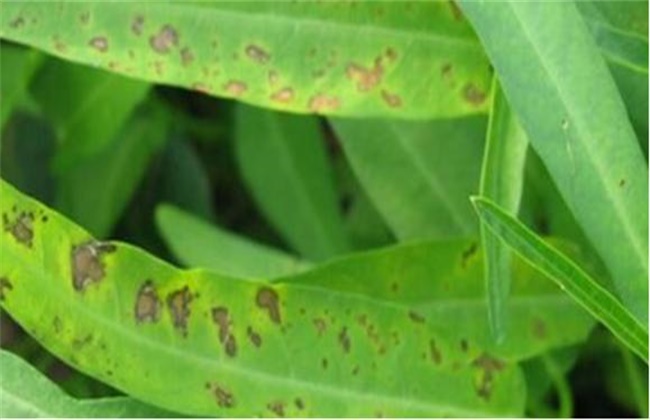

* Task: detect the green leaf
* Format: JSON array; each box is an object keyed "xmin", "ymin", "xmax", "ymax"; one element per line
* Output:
[
  {"xmin": 3, "ymin": 178, "xmax": 598, "ymax": 417},
  {"xmin": 156, "ymin": 204, "xmax": 310, "ymax": 279},
  {"xmin": 30, "ymin": 56, "xmax": 150, "ymax": 170},
  {"xmin": 331, "ymin": 116, "xmax": 486, "ymax": 241},
  {"xmin": 458, "ymin": 0, "xmax": 649, "ymax": 323},
  {"xmin": 55, "ymin": 97, "xmax": 169, "ymax": 238},
  {"xmin": 0, "ymin": 42, "xmax": 44, "ymax": 131},
  {"xmin": 0, "ymin": 1, "xmax": 491, "ymax": 119},
  {"xmin": 235, "ymin": 104, "xmax": 349, "ymax": 260},
  {"xmin": 0, "ymin": 349, "xmax": 177, "ymax": 418},
  {"xmin": 471, "ymin": 196, "xmax": 648, "ymax": 363},
  {"xmin": 478, "ymin": 79, "xmax": 529, "ymax": 341}
]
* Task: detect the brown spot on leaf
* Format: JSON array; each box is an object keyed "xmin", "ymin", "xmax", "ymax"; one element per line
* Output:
[
  {"xmin": 256, "ymin": 287, "xmax": 281, "ymax": 324},
  {"xmin": 180, "ymin": 47, "xmax": 194, "ymax": 67},
  {"xmin": 192, "ymin": 82, "xmax": 211, "ymax": 94},
  {"xmin": 167, "ymin": 286, "xmax": 192, "ymax": 337},
  {"xmin": 313, "ymin": 318, "xmax": 327, "ymax": 336},
  {"xmin": 245, "ymin": 44, "xmax": 271, "ymax": 64},
  {"xmin": 346, "ymin": 57, "xmax": 384, "ymax": 91},
  {"xmin": 472, "ymin": 353, "xmax": 506, "ymax": 400},
  {"xmin": 212, "ymin": 307, "xmax": 237, "ymax": 357},
  {"xmin": 3, "ymin": 211, "xmax": 34, "ymax": 247},
  {"xmin": 338, "ymin": 327, "xmax": 351, "ymax": 353},
  {"xmin": 0, "ymin": 277, "xmax": 13, "ymax": 301},
  {"xmin": 131, "ymin": 15, "xmax": 144, "ymax": 36},
  {"xmin": 271, "ymin": 87, "xmax": 295, "ymax": 104},
  {"xmin": 352, "ymin": 365, "xmax": 360, "ymax": 375},
  {"xmin": 381, "ymin": 90, "xmax": 402, "ymax": 108},
  {"xmin": 268, "ymin": 70, "xmax": 279, "ymax": 85},
  {"xmin": 321, "ymin": 358, "xmax": 328, "ymax": 369},
  {"xmin": 619, "ymin": 179, "xmax": 626, "ymax": 187},
  {"xmin": 72, "ymin": 334, "xmax": 93, "ymax": 350},
  {"xmin": 295, "ymin": 398, "xmax": 305, "ymax": 410},
  {"xmin": 308, "ymin": 94, "xmax": 340, "ymax": 113},
  {"xmin": 224, "ymin": 80, "xmax": 247, "ymax": 97},
  {"xmin": 267, "ymin": 401, "xmax": 285, "ymax": 417},
  {"xmin": 461, "ymin": 242, "xmax": 478, "ymax": 268},
  {"xmin": 429, "ymin": 339, "xmax": 442, "ymax": 365},
  {"xmin": 53, "ymin": 36, "xmax": 67, "ymax": 53},
  {"xmin": 9, "ymin": 16, "xmax": 25, "ymax": 29},
  {"xmin": 463, "ymin": 83, "xmax": 486, "ymax": 106},
  {"xmin": 71, "ymin": 241, "xmax": 116, "ymax": 292},
  {"xmin": 150, "ymin": 24, "xmax": 178, "ymax": 54},
  {"xmin": 408, "ymin": 311, "xmax": 425, "ymax": 323},
  {"xmin": 385, "ymin": 47, "xmax": 398, "ymax": 62},
  {"xmin": 135, "ymin": 280, "xmax": 161, "ymax": 323},
  {"xmin": 209, "ymin": 382, "xmax": 235, "ymax": 408},
  {"xmin": 79, "ymin": 12, "xmax": 90, "ymax": 25},
  {"xmin": 89, "ymin": 36, "xmax": 108, "ymax": 52},
  {"xmin": 247, "ymin": 326, "xmax": 262, "ymax": 348},
  {"xmin": 441, "ymin": 63, "xmax": 453, "ymax": 79},
  {"xmin": 531, "ymin": 318, "xmax": 547, "ymax": 340}
]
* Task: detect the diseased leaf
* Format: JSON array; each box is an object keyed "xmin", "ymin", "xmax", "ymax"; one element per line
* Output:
[
  {"xmin": 1, "ymin": 178, "xmax": 597, "ymax": 417},
  {"xmin": 478, "ymin": 79, "xmax": 528, "ymax": 341},
  {"xmin": 156, "ymin": 204, "xmax": 310, "ymax": 279},
  {"xmin": 458, "ymin": 0, "xmax": 649, "ymax": 323},
  {"xmin": 236, "ymin": 104, "xmax": 349, "ymax": 260},
  {"xmin": 472, "ymin": 196, "xmax": 648, "ymax": 363},
  {"xmin": 0, "ymin": 349, "xmax": 177, "ymax": 418},
  {"xmin": 0, "ymin": 1, "xmax": 491, "ymax": 119},
  {"xmin": 30, "ymin": 56, "xmax": 150, "ymax": 170},
  {"xmin": 331, "ymin": 116, "xmax": 486, "ymax": 241}
]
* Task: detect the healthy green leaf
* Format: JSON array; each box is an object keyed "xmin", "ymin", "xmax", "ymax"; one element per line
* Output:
[
  {"xmin": 236, "ymin": 103, "xmax": 349, "ymax": 260},
  {"xmin": 30, "ymin": 56, "xmax": 150, "ymax": 171},
  {"xmin": 55, "ymin": 97, "xmax": 169, "ymax": 238},
  {"xmin": 471, "ymin": 196, "xmax": 649, "ymax": 363},
  {"xmin": 478, "ymin": 79, "xmax": 529, "ymax": 341},
  {"xmin": 156, "ymin": 204, "xmax": 310, "ymax": 279},
  {"xmin": 0, "ymin": 42, "xmax": 44, "ymax": 131},
  {"xmin": 0, "ymin": 1, "xmax": 491, "ymax": 119},
  {"xmin": 458, "ymin": 0, "xmax": 649, "ymax": 323},
  {"xmin": 0, "ymin": 349, "xmax": 177, "ymax": 418},
  {"xmin": 331, "ymin": 116, "xmax": 486, "ymax": 241},
  {"xmin": 0, "ymin": 178, "xmax": 595, "ymax": 417}
]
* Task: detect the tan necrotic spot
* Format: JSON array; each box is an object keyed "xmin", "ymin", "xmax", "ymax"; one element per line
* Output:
[
  {"xmin": 71, "ymin": 241, "xmax": 116, "ymax": 292},
  {"xmin": 462, "ymin": 83, "xmax": 486, "ymax": 106},
  {"xmin": 208, "ymin": 382, "xmax": 235, "ymax": 408},
  {"xmin": 180, "ymin": 47, "xmax": 194, "ymax": 67},
  {"xmin": 212, "ymin": 306, "xmax": 237, "ymax": 357},
  {"xmin": 308, "ymin": 94, "xmax": 340, "ymax": 113},
  {"xmin": 346, "ymin": 57, "xmax": 384, "ymax": 92},
  {"xmin": 271, "ymin": 87, "xmax": 294, "ymax": 104},
  {"xmin": 338, "ymin": 327, "xmax": 351, "ymax": 353},
  {"xmin": 89, "ymin": 36, "xmax": 108, "ymax": 52},
  {"xmin": 224, "ymin": 80, "xmax": 247, "ymax": 97},
  {"xmin": 150, "ymin": 24, "xmax": 178, "ymax": 54},
  {"xmin": 381, "ymin": 90, "xmax": 402, "ymax": 108},
  {"xmin": 472, "ymin": 353, "xmax": 506, "ymax": 400},
  {"xmin": 167, "ymin": 286, "xmax": 192, "ymax": 336},
  {"xmin": 3, "ymin": 211, "xmax": 34, "ymax": 247},
  {"xmin": 135, "ymin": 280, "xmax": 161, "ymax": 323},
  {"xmin": 131, "ymin": 15, "xmax": 144, "ymax": 36},
  {"xmin": 256, "ymin": 287, "xmax": 281, "ymax": 324},
  {"xmin": 245, "ymin": 44, "xmax": 271, "ymax": 64}
]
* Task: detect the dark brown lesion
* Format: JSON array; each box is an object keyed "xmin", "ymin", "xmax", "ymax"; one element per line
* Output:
[
  {"xmin": 247, "ymin": 326, "xmax": 262, "ymax": 348},
  {"xmin": 135, "ymin": 280, "xmax": 161, "ymax": 323},
  {"xmin": 212, "ymin": 306, "xmax": 237, "ymax": 357},
  {"xmin": 461, "ymin": 242, "xmax": 478, "ymax": 268},
  {"xmin": 256, "ymin": 287, "xmax": 282, "ymax": 324},
  {"xmin": 0, "ymin": 277, "xmax": 13, "ymax": 301},
  {"xmin": 472, "ymin": 352, "xmax": 506, "ymax": 401},
  {"xmin": 338, "ymin": 327, "xmax": 351, "ymax": 354},
  {"xmin": 149, "ymin": 24, "xmax": 178, "ymax": 54},
  {"xmin": 3, "ymin": 211, "xmax": 35, "ymax": 248},
  {"xmin": 245, "ymin": 44, "xmax": 271, "ymax": 64},
  {"xmin": 71, "ymin": 241, "xmax": 116, "ymax": 292},
  {"xmin": 167, "ymin": 286, "xmax": 193, "ymax": 337},
  {"xmin": 207, "ymin": 382, "xmax": 235, "ymax": 408}
]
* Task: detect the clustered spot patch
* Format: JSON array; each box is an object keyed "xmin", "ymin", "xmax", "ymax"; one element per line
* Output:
[
  {"xmin": 346, "ymin": 57, "xmax": 384, "ymax": 92},
  {"xmin": 71, "ymin": 241, "xmax": 116, "ymax": 292},
  {"xmin": 207, "ymin": 382, "xmax": 235, "ymax": 408},
  {"xmin": 167, "ymin": 286, "xmax": 193, "ymax": 337},
  {"xmin": 89, "ymin": 36, "xmax": 109, "ymax": 52},
  {"xmin": 135, "ymin": 280, "xmax": 161, "ymax": 323},
  {"xmin": 472, "ymin": 353, "xmax": 506, "ymax": 400},
  {"xmin": 3, "ymin": 210, "xmax": 35, "ymax": 248},
  {"xmin": 150, "ymin": 24, "xmax": 178, "ymax": 54},
  {"xmin": 212, "ymin": 306, "xmax": 237, "ymax": 357}
]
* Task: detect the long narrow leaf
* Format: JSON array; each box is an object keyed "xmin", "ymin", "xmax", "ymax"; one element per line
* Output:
[
  {"xmin": 459, "ymin": 0, "xmax": 649, "ymax": 323},
  {"xmin": 478, "ymin": 78, "xmax": 528, "ymax": 341},
  {"xmin": 472, "ymin": 196, "xmax": 648, "ymax": 363}
]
